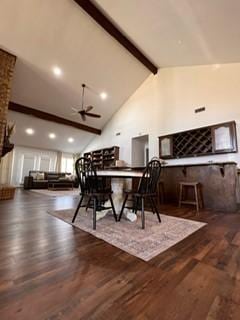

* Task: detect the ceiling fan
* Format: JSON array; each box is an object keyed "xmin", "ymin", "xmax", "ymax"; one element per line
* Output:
[{"xmin": 71, "ymin": 84, "xmax": 101, "ymax": 121}]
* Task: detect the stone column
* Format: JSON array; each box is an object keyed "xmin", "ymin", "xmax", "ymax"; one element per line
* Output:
[{"xmin": 0, "ymin": 49, "xmax": 16, "ymax": 158}]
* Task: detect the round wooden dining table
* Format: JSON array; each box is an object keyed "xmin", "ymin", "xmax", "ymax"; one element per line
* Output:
[{"xmin": 97, "ymin": 169, "xmax": 144, "ymax": 221}]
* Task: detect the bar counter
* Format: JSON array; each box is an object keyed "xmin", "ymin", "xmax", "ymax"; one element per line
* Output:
[{"xmin": 160, "ymin": 162, "xmax": 238, "ymax": 212}]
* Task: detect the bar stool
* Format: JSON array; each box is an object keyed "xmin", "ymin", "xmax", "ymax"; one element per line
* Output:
[{"xmin": 179, "ymin": 182, "xmax": 203, "ymax": 213}]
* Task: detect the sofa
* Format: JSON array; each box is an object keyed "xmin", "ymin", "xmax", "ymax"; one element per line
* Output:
[{"xmin": 24, "ymin": 171, "xmax": 79, "ymax": 190}]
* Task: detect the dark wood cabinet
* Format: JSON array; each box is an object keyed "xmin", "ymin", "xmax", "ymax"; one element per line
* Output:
[
  {"xmin": 159, "ymin": 121, "xmax": 237, "ymax": 159},
  {"xmin": 84, "ymin": 146, "xmax": 120, "ymax": 169}
]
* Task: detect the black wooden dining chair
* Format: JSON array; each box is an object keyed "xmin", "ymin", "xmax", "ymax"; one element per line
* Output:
[
  {"xmin": 118, "ymin": 160, "xmax": 162, "ymax": 229},
  {"xmin": 72, "ymin": 157, "xmax": 117, "ymax": 230}
]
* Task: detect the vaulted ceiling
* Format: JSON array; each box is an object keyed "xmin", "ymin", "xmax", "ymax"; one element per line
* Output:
[
  {"xmin": 1, "ymin": 0, "xmax": 240, "ymax": 153},
  {"xmin": 0, "ymin": 0, "xmax": 149, "ymax": 153},
  {"xmin": 95, "ymin": 0, "xmax": 240, "ymax": 67}
]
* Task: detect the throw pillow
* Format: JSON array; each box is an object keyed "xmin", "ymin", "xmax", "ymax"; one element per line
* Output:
[
  {"xmin": 30, "ymin": 172, "xmax": 37, "ymax": 179},
  {"xmin": 65, "ymin": 174, "xmax": 74, "ymax": 181},
  {"xmin": 36, "ymin": 172, "xmax": 45, "ymax": 180}
]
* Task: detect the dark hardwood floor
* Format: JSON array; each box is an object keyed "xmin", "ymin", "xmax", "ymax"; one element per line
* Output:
[{"xmin": 0, "ymin": 189, "xmax": 240, "ymax": 319}]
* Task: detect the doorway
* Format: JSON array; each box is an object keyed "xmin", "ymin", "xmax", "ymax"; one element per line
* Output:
[{"xmin": 131, "ymin": 135, "xmax": 149, "ymax": 167}]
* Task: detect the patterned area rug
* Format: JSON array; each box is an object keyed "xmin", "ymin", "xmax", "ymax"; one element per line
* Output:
[
  {"xmin": 49, "ymin": 208, "xmax": 206, "ymax": 261},
  {"xmin": 31, "ymin": 189, "xmax": 80, "ymax": 197}
]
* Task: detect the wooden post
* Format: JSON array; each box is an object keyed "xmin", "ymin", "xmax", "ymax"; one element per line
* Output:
[{"xmin": 0, "ymin": 49, "xmax": 16, "ymax": 159}]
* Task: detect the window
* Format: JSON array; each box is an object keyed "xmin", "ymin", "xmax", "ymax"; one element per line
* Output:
[
  {"xmin": 61, "ymin": 154, "xmax": 74, "ymax": 174},
  {"xmin": 39, "ymin": 157, "xmax": 51, "ymax": 172}
]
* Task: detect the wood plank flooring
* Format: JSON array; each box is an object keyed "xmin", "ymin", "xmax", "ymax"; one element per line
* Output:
[{"xmin": 0, "ymin": 189, "xmax": 240, "ymax": 319}]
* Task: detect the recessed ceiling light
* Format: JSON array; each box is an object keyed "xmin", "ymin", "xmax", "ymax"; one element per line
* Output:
[
  {"xmin": 100, "ymin": 92, "xmax": 107, "ymax": 100},
  {"xmin": 52, "ymin": 66, "xmax": 62, "ymax": 77},
  {"xmin": 49, "ymin": 133, "xmax": 56, "ymax": 139},
  {"xmin": 68, "ymin": 137, "xmax": 74, "ymax": 143},
  {"xmin": 25, "ymin": 128, "xmax": 34, "ymax": 135}
]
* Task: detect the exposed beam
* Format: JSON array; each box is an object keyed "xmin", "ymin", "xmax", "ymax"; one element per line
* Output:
[
  {"xmin": 8, "ymin": 102, "xmax": 101, "ymax": 135},
  {"xmin": 73, "ymin": 0, "xmax": 158, "ymax": 75}
]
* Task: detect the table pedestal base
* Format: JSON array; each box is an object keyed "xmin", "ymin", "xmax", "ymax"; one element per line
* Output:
[{"xmin": 101, "ymin": 178, "xmax": 137, "ymax": 222}]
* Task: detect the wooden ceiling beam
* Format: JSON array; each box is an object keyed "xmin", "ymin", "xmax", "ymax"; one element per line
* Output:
[
  {"xmin": 73, "ymin": 0, "xmax": 158, "ymax": 75},
  {"xmin": 8, "ymin": 102, "xmax": 101, "ymax": 135}
]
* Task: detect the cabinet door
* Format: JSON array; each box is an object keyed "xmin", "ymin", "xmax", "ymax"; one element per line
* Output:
[
  {"xmin": 159, "ymin": 136, "xmax": 173, "ymax": 159},
  {"xmin": 212, "ymin": 122, "xmax": 237, "ymax": 153}
]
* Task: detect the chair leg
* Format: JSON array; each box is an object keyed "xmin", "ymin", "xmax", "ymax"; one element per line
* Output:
[
  {"xmin": 156, "ymin": 183, "xmax": 160, "ymax": 210},
  {"xmin": 72, "ymin": 195, "xmax": 84, "ymax": 223},
  {"xmin": 93, "ymin": 197, "xmax": 97, "ymax": 230},
  {"xmin": 149, "ymin": 196, "xmax": 156, "ymax": 214},
  {"xmin": 135, "ymin": 197, "xmax": 140, "ymax": 215},
  {"xmin": 132, "ymin": 197, "xmax": 137, "ymax": 212},
  {"xmin": 109, "ymin": 194, "xmax": 118, "ymax": 222},
  {"xmin": 194, "ymin": 185, "xmax": 200, "ymax": 213},
  {"xmin": 179, "ymin": 184, "xmax": 183, "ymax": 207},
  {"xmin": 141, "ymin": 197, "xmax": 145, "ymax": 229},
  {"xmin": 198, "ymin": 185, "xmax": 204, "ymax": 209},
  {"xmin": 118, "ymin": 194, "xmax": 128, "ymax": 221},
  {"xmin": 151, "ymin": 196, "xmax": 161, "ymax": 223},
  {"xmin": 86, "ymin": 197, "xmax": 91, "ymax": 211}
]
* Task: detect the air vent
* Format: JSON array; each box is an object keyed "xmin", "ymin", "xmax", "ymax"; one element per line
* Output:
[{"xmin": 195, "ymin": 107, "xmax": 206, "ymax": 113}]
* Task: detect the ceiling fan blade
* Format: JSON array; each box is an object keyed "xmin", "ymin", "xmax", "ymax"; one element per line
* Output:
[
  {"xmin": 85, "ymin": 112, "xmax": 101, "ymax": 118},
  {"xmin": 70, "ymin": 112, "xmax": 78, "ymax": 116},
  {"xmin": 85, "ymin": 105, "xmax": 94, "ymax": 112},
  {"xmin": 81, "ymin": 113, "xmax": 86, "ymax": 121},
  {"xmin": 71, "ymin": 107, "xmax": 79, "ymax": 112}
]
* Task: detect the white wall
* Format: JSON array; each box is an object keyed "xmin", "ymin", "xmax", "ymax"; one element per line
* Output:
[
  {"xmin": 11, "ymin": 146, "xmax": 57, "ymax": 186},
  {"xmin": 84, "ymin": 63, "xmax": 240, "ymax": 166}
]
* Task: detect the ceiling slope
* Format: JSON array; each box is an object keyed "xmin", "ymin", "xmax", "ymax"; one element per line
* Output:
[
  {"xmin": 74, "ymin": 0, "xmax": 158, "ymax": 74},
  {"xmin": 0, "ymin": 0, "xmax": 150, "ymax": 152},
  {"xmin": 95, "ymin": 0, "xmax": 240, "ymax": 67}
]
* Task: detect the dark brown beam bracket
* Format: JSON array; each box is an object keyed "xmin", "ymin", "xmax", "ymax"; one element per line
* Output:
[
  {"xmin": 9, "ymin": 102, "xmax": 101, "ymax": 135},
  {"xmin": 74, "ymin": 0, "xmax": 158, "ymax": 74}
]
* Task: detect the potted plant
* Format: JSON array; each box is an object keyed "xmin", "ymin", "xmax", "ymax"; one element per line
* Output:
[{"xmin": 2, "ymin": 122, "xmax": 15, "ymax": 157}]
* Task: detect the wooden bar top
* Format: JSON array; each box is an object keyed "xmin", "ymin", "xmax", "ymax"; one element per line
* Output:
[
  {"xmin": 111, "ymin": 162, "xmax": 237, "ymax": 171},
  {"xmin": 97, "ymin": 170, "xmax": 143, "ymax": 178},
  {"xmin": 161, "ymin": 161, "xmax": 237, "ymax": 168}
]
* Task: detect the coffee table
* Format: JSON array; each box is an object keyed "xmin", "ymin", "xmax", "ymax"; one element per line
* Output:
[{"xmin": 48, "ymin": 180, "xmax": 74, "ymax": 190}]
